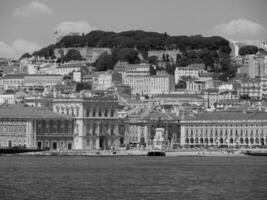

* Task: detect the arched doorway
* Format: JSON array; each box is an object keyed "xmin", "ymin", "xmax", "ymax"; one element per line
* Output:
[
  {"xmin": 210, "ymin": 138, "xmax": 213, "ymax": 144},
  {"xmin": 120, "ymin": 137, "xmax": 124, "ymax": 146},
  {"xmin": 99, "ymin": 136, "xmax": 108, "ymax": 150},
  {"xmin": 261, "ymin": 138, "xmax": 265, "ymax": 146},
  {"xmin": 37, "ymin": 141, "xmax": 42, "ymax": 150},
  {"xmin": 67, "ymin": 143, "xmax": 72, "ymax": 150},
  {"xmin": 52, "ymin": 142, "xmax": 57, "ymax": 150},
  {"xmin": 185, "ymin": 138, "xmax": 189, "ymax": 144}
]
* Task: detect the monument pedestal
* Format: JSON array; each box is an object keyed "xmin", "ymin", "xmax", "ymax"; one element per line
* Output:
[{"xmin": 153, "ymin": 128, "xmax": 165, "ymax": 150}]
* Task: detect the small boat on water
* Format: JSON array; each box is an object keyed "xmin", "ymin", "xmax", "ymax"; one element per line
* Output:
[
  {"xmin": 147, "ymin": 151, "xmax": 166, "ymax": 156},
  {"xmin": 0, "ymin": 147, "xmax": 44, "ymax": 154},
  {"xmin": 244, "ymin": 150, "xmax": 267, "ymax": 156}
]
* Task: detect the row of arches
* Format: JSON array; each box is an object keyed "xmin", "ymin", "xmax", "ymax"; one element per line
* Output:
[
  {"xmin": 185, "ymin": 129, "xmax": 265, "ymax": 138},
  {"xmin": 185, "ymin": 137, "xmax": 266, "ymax": 146},
  {"xmin": 55, "ymin": 105, "xmax": 80, "ymax": 117}
]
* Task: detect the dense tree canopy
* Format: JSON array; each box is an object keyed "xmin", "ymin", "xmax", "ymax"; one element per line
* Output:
[
  {"xmin": 53, "ymin": 31, "xmax": 230, "ymax": 52},
  {"xmin": 32, "ymin": 30, "xmax": 231, "ymax": 61},
  {"xmin": 20, "ymin": 52, "xmax": 31, "ymax": 60},
  {"xmin": 94, "ymin": 52, "xmax": 117, "ymax": 71},
  {"xmin": 32, "ymin": 44, "xmax": 55, "ymax": 59},
  {"xmin": 117, "ymin": 48, "xmax": 140, "ymax": 64},
  {"xmin": 62, "ymin": 49, "xmax": 83, "ymax": 62},
  {"xmin": 29, "ymin": 30, "xmax": 233, "ymax": 80},
  {"xmin": 239, "ymin": 45, "xmax": 258, "ymax": 56}
]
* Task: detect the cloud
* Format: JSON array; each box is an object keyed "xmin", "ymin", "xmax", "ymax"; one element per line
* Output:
[
  {"xmin": 0, "ymin": 39, "xmax": 40, "ymax": 58},
  {"xmin": 54, "ymin": 21, "xmax": 97, "ymax": 37},
  {"xmin": 13, "ymin": 1, "xmax": 53, "ymax": 18},
  {"xmin": 212, "ymin": 19, "xmax": 266, "ymax": 41}
]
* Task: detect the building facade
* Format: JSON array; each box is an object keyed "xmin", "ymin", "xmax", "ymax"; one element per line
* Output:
[
  {"xmin": 124, "ymin": 75, "xmax": 175, "ymax": 95},
  {"xmin": 175, "ymin": 64, "xmax": 206, "ymax": 83},
  {"xmin": 24, "ymin": 74, "xmax": 62, "ymax": 88},
  {"xmin": 53, "ymin": 96, "xmax": 125, "ymax": 150},
  {"xmin": 2, "ymin": 74, "xmax": 25, "ymax": 90},
  {"xmin": 92, "ymin": 71, "xmax": 122, "ymax": 91},
  {"xmin": 241, "ymin": 79, "xmax": 261, "ymax": 100},
  {"xmin": 181, "ymin": 111, "xmax": 267, "ymax": 147},
  {"xmin": 125, "ymin": 111, "xmax": 180, "ymax": 149},
  {"xmin": 0, "ymin": 104, "xmax": 74, "ymax": 150}
]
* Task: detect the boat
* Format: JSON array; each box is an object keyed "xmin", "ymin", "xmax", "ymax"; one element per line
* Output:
[
  {"xmin": 0, "ymin": 147, "xmax": 44, "ymax": 154},
  {"xmin": 243, "ymin": 150, "xmax": 267, "ymax": 156},
  {"xmin": 146, "ymin": 151, "xmax": 166, "ymax": 156}
]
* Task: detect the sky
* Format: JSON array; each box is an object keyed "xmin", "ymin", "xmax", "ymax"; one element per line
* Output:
[{"xmin": 0, "ymin": 0, "xmax": 266, "ymax": 58}]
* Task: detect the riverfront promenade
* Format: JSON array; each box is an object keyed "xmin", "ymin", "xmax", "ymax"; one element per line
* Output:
[{"xmin": 19, "ymin": 148, "xmax": 259, "ymax": 156}]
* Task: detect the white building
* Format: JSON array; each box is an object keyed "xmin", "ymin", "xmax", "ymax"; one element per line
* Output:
[
  {"xmin": 175, "ymin": 64, "xmax": 206, "ymax": 84},
  {"xmin": 56, "ymin": 63, "xmax": 86, "ymax": 76},
  {"xmin": 0, "ymin": 94, "xmax": 15, "ymax": 104},
  {"xmin": 92, "ymin": 71, "xmax": 122, "ymax": 91},
  {"xmin": 124, "ymin": 75, "xmax": 175, "ymax": 95},
  {"xmin": 247, "ymin": 55, "xmax": 266, "ymax": 78}
]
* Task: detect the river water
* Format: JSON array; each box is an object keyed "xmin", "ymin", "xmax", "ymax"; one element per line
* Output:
[{"xmin": 0, "ymin": 156, "xmax": 266, "ymax": 200}]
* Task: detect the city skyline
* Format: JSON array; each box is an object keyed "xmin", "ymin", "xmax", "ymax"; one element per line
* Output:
[{"xmin": 0, "ymin": 0, "xmax": 266, "ymax": 58}]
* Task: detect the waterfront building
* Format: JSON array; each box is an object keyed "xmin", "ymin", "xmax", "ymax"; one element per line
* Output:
[
  {"xmin": 125, "ymin": 110, "xmax": 180, "ymax": 149},
  {"xmin": 52, "ymin": 96, "xmax": 125, "ymax": 150},
  {"xmin": 180, "ymin": 111, "xmax": 267, "ymax": 147},
  {"xmin": 0, "ymin": 104, "xmax": 74, "ymax": 150},
  {"xmin": 124, "ymin": 74, "xmax": 175, "ymax": 95}
]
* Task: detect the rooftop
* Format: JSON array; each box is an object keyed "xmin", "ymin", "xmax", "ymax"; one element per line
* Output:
[
  {"xmin": 184, "ymin": 111, "xmax": 267, "ymax": 121},
  {"xmin": 141, "ymin": 110, "xmax": 180, "ymax": 121},
  {"xmin": 154, "ymin": 94, "xmax": 204, "ymax": 99},
  {"xmin": 0, "ymin": 104, "xmax": 71, "ymax": 119},
  {"xmin": 57, "ymin": 63, "xmax": 85, "ymax": 69}
]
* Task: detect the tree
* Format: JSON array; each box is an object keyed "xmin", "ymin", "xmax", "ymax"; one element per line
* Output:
[
  {"xmin": 117, "ymin": 48, "xmax": 140, "ymax": 64},
  {"xmin": 148, "ymin": 56, "xmax": 158, "ymax": 64},
  {"xmin": 240, "ymin": 94, "xmax": 250, "ymax": 100},
  {"xmin": 94, "ymin": 52, "xmax": 117, "ymax": 71},
  {"xmin": 149, "ymin": 65, "xmax": 157, "ymax": 75},
  {"xmin": 20, "ymin": 52, "xmax": 31, "ymax": 60},
  {"xmin": 166, "ymin": 63, "xmax": 176, "ymax": 75},
  {"xmin": 62, "ymin": 49, "xmax": 83, "ymax": 62},
  {"xmin": 239, "ymin": 45, "xmax": 258, "ymax": 56}
]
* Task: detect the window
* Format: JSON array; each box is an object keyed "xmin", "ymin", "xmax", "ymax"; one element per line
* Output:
[
  {"xmin": 92, "ymin": 108, "xmax": 96, "ymax": 117},
  {"xmin": 110, "ymin": 124, "xmax": 115, "ymax": 135},
  {"xmin": 93, "ymin": 124, "xmax": 97, "ymax": 136},
  {"xmin": 110, "ymin": 109, "xmax": 114, "ymax": 117},
  {"xmin": 86, "ymin": 109, "xmax": 90, "ymax": 117},
  {"xmin": 98, "ymin": 108, "xmax": 102, "ymax": 117}
]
